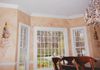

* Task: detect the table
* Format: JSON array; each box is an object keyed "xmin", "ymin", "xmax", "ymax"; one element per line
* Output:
[{"xmin": 61, "ymin": 56, "xmax": 97, "ymax": 70}]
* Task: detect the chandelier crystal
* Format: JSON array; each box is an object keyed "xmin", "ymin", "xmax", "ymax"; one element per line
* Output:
[
  {"xmin": 85, "ymin": 0, "xmax": 100, "ymax": 40},
  {"xmin": 85, "ymin": 0, "xmax": 100, "ymax": 26}
]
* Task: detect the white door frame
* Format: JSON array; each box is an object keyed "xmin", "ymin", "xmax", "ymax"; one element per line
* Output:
[
  {"xmin": 17, "ymin": 23, "xmax": 30, "ymax": 70},
  {"xmin": 33, "ymin": 26, "xmax": 69, "ymax": 70}
]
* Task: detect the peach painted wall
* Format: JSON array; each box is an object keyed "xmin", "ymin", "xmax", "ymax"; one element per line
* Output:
[
  {"xmin": 0, "ymin": 7, "xmax": 100, "ymax": 70},
  {"xmin": 31, "ymin": 16, "xmax": 69, "ymax": 27},
  {"xmin": 88, "ymin": 25, "xmax": 100, "ymax": 58},
  {"xmin": 17, "ymin": 10, "xmax": 30, "ymax": 25},
  {"xmin": 0, "ymin": 7, "xmax": 31, "ymax": 70},
  {"xmin": 0, "ymin": 7, "xmax": 17, "ymax": 70},
  {"xmin": 67, "ymin": 17, "xmax": 86, "ymax": 27}
]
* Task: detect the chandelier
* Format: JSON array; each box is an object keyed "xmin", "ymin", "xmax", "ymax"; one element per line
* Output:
[{"xmin": 85, "ymin": 0, "xmax": 100, "ymax": 40}]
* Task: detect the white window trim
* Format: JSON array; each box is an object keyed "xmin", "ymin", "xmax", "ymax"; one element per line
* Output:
[
  {"xmin": 17, "ymin": 23, "xmax": 30, "ymax": 70},
  {"xmin": 70, "ymin": 26, "xmax": 90, "ymax": 56},
  {"xmin": 33, "ymin": 26, "xmax": 69, "ymax": 70}
]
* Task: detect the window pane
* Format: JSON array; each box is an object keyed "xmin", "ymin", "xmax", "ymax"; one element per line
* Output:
[
  {"xmin": 37, "ymin": 30, "xmax": 65, "ymax": 69},
  {"xmin": 72, "ymin": 27, "xmax": 88, "ymax": 56}
]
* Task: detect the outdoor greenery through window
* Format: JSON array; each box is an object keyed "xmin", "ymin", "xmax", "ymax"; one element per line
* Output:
[{"xmin": 37, "ymin": 30, "xmax": 65, "ymax": 70}]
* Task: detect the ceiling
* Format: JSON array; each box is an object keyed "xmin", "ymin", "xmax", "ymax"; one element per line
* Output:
[{"xmin": 0, "ymin": 0, "xmax": 89, "ymax": 19}]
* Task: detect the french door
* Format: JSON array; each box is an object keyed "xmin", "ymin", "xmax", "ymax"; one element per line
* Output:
[
  {"xmin": 17, "ymin": 23, "xmax": 30, "ymax": 70},
  {"xmin": 34, "ymin": 27, "xmax": 68, "ymax": 70}
]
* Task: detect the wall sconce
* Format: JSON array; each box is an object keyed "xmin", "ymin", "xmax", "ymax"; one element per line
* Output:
[
  {"xmin": 2, "ymin": 22, "xmax": 10, "ymax": 39},
  {"xmin": 0, "ymin": 22, "xmax": 10, "ymax": 47}
]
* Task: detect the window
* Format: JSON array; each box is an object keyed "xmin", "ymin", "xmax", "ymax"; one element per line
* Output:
[
  {"xmin": 17, "ymin": 23, "xmax": 30, "ymax": 70},
  {"xmin": 33, "ymin": 27, "xmax": 68, "ymax": 70},
  {"xmin": 71, "ymin": 27, "xmax": 89, "ymax": 56}
]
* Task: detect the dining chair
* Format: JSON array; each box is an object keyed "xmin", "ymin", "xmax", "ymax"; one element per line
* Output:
[
  {"xmin": 52, "ymin": 57, "xmax": 62, "ymax": 70},
  {"xmin": 52, "ymin": 56, "xmax": 97, "ymax": 70},
  {"xmin": 61, "ymin": 56, "xmax": 79, "ymax": 70}
]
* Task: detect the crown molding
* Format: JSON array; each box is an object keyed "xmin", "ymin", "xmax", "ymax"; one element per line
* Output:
[
  {"xmin": 31, "ymin": 13, "xmax": 68, "ymax": 19},
  {"xmin": 18, "ymin": 8, "xmax": 31, "ymax": 16},
  {"xmin": 0, "ymin": 3, "xmax": 18, "ymax": 9},
  {"xmin": 31, "ymin": 13, "xmax": 84, "ymax": 19},
  {"xmin": 0, "ymin": 3, "xmax": 31, "ymax": 16},
  {"xmin": 66, "ymin": 14, "xmax": 84, "ymax": 19}
]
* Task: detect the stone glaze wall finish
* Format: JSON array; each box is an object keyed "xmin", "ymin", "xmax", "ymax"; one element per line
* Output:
[
  {"xmin": 0, "ymin": 7, "xmax": 100, "ymax": 70},
  {"xmin": 0, "ymin": 7, "xmax": 17, "ymax": 70}
]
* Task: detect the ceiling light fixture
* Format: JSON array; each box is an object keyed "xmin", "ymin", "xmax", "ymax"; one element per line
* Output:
[{"xmin": 84, "ymin": 0, "xmax": 100, "ymax": 40}]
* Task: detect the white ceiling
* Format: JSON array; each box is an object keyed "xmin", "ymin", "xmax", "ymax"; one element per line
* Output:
[{"xmin": 0, "ymin": 0, "xmax": 89, "ymax": 18}]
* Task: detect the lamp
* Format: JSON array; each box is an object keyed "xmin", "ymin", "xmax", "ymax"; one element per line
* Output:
[{"xmin": 84, "ymin": 0, "xmax": 100, "ymax": 40}]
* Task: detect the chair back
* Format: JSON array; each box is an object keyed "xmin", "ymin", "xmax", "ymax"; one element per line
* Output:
[
  {"xmin": 52, "ymin": 57, "xmax": 61, "ymax": 70},
  {"xmin": 61, "ymin": 56, "xmax": 79, "ymax": 70}
]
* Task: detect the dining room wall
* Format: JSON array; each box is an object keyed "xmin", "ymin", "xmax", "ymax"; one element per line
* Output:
[
  {"xmin": 0, "ymin": 7, "xmax": 31, "ymax": 70},
  {"xmin": 0, "ymin": 6, "xmax": 100, "ymax": 70},
  {"xmin": 30, "ymin": 16, "xmax": 100, "ymax": 58},
  {"xmin": 88, "ymin": 25, "xmax": 100, "ymax": 58},
  {"xmin": 30, "ymin": 16, "xmax": 100, "ymax": 69},
  {"xmin": 30, "ymin": 14, "xmax": 100, "ymax": 59},
  {"xmin": 0, "ymin": 7, "xmax": 17, "ymax": 70},
  {"xmin": 17, "ymin": 10, "xmax": 30, "ymax": 25}
]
